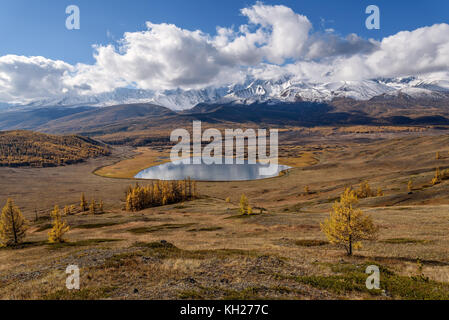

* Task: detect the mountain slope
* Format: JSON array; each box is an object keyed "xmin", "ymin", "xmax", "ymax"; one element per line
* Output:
[
  {"xmin": 0, "ymin": 106, "xmax": 94, "ymax": 131},
  {"xmin": 6, "ymin": 75, "xmax": 449, "ymax": 111},
  {"xmin": 34, "ymin": 103, "xmax": 177, "ymax": 134},
  {"xmin": 0, "ymin": 130, "xmax": 110, "ymax": 167}
]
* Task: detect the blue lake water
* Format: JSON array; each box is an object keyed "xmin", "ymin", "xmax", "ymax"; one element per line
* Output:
[{"xmin": 135, "ymin": 157, "xmax": 291, "ymax": 181}]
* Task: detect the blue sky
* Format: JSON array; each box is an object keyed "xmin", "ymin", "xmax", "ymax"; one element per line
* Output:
[{"xmin": 0, "ymin": 0, "xmax": 448, "ymax": 64}]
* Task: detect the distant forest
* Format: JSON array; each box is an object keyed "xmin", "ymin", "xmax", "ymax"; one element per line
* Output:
[{"xmin": 0, "ymin": 130, "xmax": 110, "ymax": 167}]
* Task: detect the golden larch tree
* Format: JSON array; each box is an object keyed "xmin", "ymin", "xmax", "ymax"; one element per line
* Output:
[
  {"xmin": 377, "ymin": 187, "xmax": 384, "ymax": 197},
  {"xmin": 0, "ymin": 199, "xmax": 27, "ymax": 246},
  {"xmin": 98, "ymin": 200, "xmax": 104, "ymax": 214},
  {"xmin": 432, "ymin": 167, "xmax": 441, "ymax": 185},
  {"xmin": 89, "ymin": 199, "xmax": 96, "ymax": 215},
  {"xmin": 80, "ymin": 193, "xmax": 88, "ymax": 212},
  {"xmin": 239, "ymin": 194, "xmax": 250, "ymax": 215},
  {"xmin": 408, "ymin": 180, "xmax": 413, "ymax": 193},
  {"xmin": 48, "ymin": 205, "xmax": 70, "ymax": 243},
  {"xmin": 356, "ymin": 181, "xmax": 375, "ymax": 199},
  {"xmin": 321, "ymin": 188, "xmax": 378, "ymax": 256},
  {"xmin": 304, "ymin": 186, "xmax": 310, "ymax": 195}
]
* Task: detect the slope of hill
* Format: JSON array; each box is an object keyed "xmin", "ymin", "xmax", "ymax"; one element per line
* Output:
[
  {"xmin": 2, "ymin": 96, "xmax": 449, "ymax": 138},
  {"xmin": 35, "ymin": 103, "xmax": 177, "ymax": 134},
  {"xmin": 0, "ymin": 106, "xmax": 94, "ymax": 131},
  {"xmin": 0, "ymin": 130, "xmax": 110, "ymax": 167}
]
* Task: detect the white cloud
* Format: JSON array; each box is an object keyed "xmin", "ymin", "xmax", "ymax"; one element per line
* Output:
[
  {"xmin": 0, "ymin": 55, "xmax": 73, "ymax": 103},
  {"xmin": 239, "ymin": 3, "xmax": 312, "ymax": 64},
  {"xmin": 0, "ymin": 4, "xmax": 448, "ymax": 104}
]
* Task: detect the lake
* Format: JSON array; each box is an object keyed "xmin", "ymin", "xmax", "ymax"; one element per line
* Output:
[{"xmin": 134, "ymin": 157, "xmax": 291, "ymax": 181}]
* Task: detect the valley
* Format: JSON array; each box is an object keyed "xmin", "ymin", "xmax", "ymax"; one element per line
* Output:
[{"xmin": 2, "ymin": 125, "xmax": 449, "ymax": 299}]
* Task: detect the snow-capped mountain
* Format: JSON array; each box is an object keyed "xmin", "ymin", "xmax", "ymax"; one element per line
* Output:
[{"xmin": 8, "ymin": 75, "xmax": 449, "ymax": 111}]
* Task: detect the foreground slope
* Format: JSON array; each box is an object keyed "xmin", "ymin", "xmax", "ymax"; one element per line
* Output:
[{"xmin": 2, "ymin": 132, "xmax": 449, "ymax": 299}]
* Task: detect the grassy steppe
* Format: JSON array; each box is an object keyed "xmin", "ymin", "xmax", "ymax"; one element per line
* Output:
[{"xmin": 2, "ymin": 129, "xmax": 449, "ymax": 299}]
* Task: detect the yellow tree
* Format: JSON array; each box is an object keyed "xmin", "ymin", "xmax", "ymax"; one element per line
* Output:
[
  {"xmin": 304, "ymin": 186, "xmax": 310, "ymax": 195},
  {"xmin": 0, "ymin": 199, "xmax": 27, "ymax": 246},
  {"xmin": 80, "ymin": 193, "xmax": 88, "ymax": 212},
  {"xmin": 408, "ymin": 180, "xmax": 413, "ymax": 193},
  {"xmin": 357, "ymin": 181, "xmax": 374, "ymax": 199},
  {"xmin": 377, "ymin": 187, "xmax": 384, "ymax": 197},
  {"xmin": 239, "ymin": 194, "xmax": 250, "ymax": 215},
  {"xmin": 48, "ymin": 205, "xmax": 70, "ymax": 243},
  {"xmin": 432, "ymin": 167, "xmax": 441, "ymax": 185},
  {"xmin": 321, "ymin": 188, "xmax": 378, "ymax": 256},
  {"xmin": 98, "ymin": 200, "xmax": 104, "ymax": 214},
  {"xmin": 89, "ymin": 199, "xmax": 96, "ymax": 215}
]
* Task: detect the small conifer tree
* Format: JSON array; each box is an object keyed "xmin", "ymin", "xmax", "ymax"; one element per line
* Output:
[
  {"xmin": 89, "ymin": 199, "xmax": 96, "ymax": 215},
  {"xmin": 408, "ymin": 180, "xmax": 413, "ymax": 192},
  {"xmin": 48, "ymin": 205, "xmax": 70, "ymax": 243},
  {"xmin": 0, "ymin": 199, "xmax": 27, "ymax": 247},
  {"xmin": 80, "ymin": 193, "xmax": 88, "ymax": 212},
  {"xmin": 98, "ymin": 200, "xmax": 104, "ymax": 214},
  {"xmin": 432, "ymin": 167, "xmax": 441, "ymax": 185},
  {"xmin": 321, "ymin": 188, "xmax": 378, "ymax": 256},
  {"xmin": 377, "ymin": 187, "xmax": 384, "ymax": 197},
  {"xmin": 239, "ymin": 194, "xmax": 250, "ymax": 215}
]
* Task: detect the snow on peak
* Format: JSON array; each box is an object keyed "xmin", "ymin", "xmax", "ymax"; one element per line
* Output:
[{"xmin": 13, "ymin": 75, "xmax": 449, "ymax": 110}]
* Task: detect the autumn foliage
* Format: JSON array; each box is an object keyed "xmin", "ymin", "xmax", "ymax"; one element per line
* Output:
[
  {"xmin": 356, "ymin": 181, "xmax": 377, "ymax": 199},
  {"xmin": 125, "ymin": 179, "xmax": 198, "ymax": 212},
  {"xmin": 0, "ymin": 130, "xmax": 110, "ymax": 167},
  {"xmin": 239, "ymin": 194, "xmax": 253, "ymax": 215},
  {"xmin": 321, "ymin": 188, "xmax": 378, "ymax": 256},
  {"xmin": 0, "ymin": 199, "xmax": 27, "ymax": 247},
  {"xmin": 48, "ymin": 205, "xmax": 70, "ymax": 243}
]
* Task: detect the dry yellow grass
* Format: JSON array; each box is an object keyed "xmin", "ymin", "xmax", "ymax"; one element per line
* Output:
[
  {"xmin": 3, "ymin": 131, "xmax": 449, "ymax": 299},
  {"xmin": 94, "ymin": 147, "xmax": 171, "ymax": 179}
]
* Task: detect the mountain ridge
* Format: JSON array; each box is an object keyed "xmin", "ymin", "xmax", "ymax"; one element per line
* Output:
[{"xmin": 3, "ymin": 75, "xmax": 449, "ymax": 111}]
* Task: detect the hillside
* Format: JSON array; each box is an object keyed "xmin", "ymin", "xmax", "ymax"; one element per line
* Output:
[
  {"xmin": 2, "ymin": 97, "xmax": 449, "ymax": 141},
  {"xmin": 0, "ymin": 130, "xmax": 110, "ymax": 167},
  {"xmin": 0, "ymin": 106, "xmax": 94, "ymax": 131}
]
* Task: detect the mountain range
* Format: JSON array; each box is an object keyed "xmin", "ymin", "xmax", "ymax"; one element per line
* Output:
[
  {"xmin": 3, "ymin": 76, "xmax": 449, "ymax": 111},
  {"xmin": 1, "ymin": 75, "xmax": 449, "ymax": 136}
]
